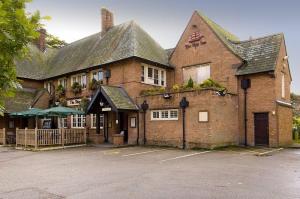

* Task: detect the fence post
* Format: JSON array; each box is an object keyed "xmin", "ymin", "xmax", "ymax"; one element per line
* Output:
[
  {"xmin": 3, "ymin": 128, "xmax": 6, "ymax": 146},
  {"xmin": 24, "ymin": 127, "xmax": 27, "ymax": 149},
  {"xmin": 35, "ymin": 128, "xmax": 38, "ymax": 150},
  {"xmin": 84, "ymin": 127, "xmax": 87, "ymax": 144},
  {"xmin": 61, "ymin": 128, "xmax": 64, "ymax": 148},
  {"xmin": 16, "ymin": 128, "xmax": 18, "ymax": 148}
]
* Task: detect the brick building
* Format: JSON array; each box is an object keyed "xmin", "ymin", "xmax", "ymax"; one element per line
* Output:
[{"xmin": 0, "ymin": 9, "xmax": 293, "ymax": 148}]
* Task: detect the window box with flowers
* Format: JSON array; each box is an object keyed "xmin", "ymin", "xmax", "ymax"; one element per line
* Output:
[{"xmin": 71, "ymin": 82, "xmax": 82, "ymax": 95}]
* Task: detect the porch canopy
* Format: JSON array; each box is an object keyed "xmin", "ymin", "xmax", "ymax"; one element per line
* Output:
[{"xmin": 86, "ymin": 85, "xmax": 139, "ymax": 135}]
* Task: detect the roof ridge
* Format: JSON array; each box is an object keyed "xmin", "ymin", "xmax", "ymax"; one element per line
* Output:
[{"xmin": 233, "ymin": 33, "xmax": 283, "ymax": 44}]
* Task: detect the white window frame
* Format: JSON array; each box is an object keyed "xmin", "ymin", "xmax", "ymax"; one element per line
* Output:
[
  {"xmin": 183, "ymin": 64, "xmax": 211, "ymax": 84},
  {"xmin": 142, "ymin": 64, "xmax": 166, "ymax": 87},
  {"xmin": 58, "ymin": 78, "xmax": 67, "ymax": 88},
  {"xmin": 151, "ymin": 109, "xmax": 178, "ymax": 121},
  {"xmin": 44, "ymin": 82, "xmax": 52, "ymax": 93},
  {"xmin": 71, "ymin": 74, "xmax": 87, "ymax": 90},
  {"xmin": 58, "ymin": 117, "xmax": 68, "ymax": 128},
  {"xmin": 71, "ymin": 114, "xmax": 86, "ymax": 128},
  {"xmin": 91, "ymin": 70, "xmax": 104, "ymax": 81},
  {"xmin": 90, "ymin": 114, "xmax": 104, "ymax": 129}
]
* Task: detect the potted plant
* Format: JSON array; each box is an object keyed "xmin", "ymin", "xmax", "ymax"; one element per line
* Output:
[
  {"xmin": 56, "ymin": 84, "xmax": 65, "ymax": 97},
  {"xmin": 71, "ymin": 82, "xmax": 82, "ymax": 95}
]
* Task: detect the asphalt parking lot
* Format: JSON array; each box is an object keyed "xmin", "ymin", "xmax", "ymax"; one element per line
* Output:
[{"xmin": 0, "ymin": 146, "xmax": 299, "ymax": 199}]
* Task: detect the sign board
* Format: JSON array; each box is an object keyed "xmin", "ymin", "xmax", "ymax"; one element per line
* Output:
[{"xmin": 102, "ymin": 107, "xmax": 111, "ymax": 112}]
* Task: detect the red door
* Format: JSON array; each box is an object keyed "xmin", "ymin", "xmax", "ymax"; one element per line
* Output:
[{"xmin": 254, "ymin": 113, "xmax": 269, "ymax": 146}]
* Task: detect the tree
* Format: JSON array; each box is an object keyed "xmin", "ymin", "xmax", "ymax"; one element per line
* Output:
[
  {"xmin": 0, "ymin": 0, "xmax": 48, "ymax": 115},
  {"xmin": 46, "ymin": 33, "xmax": 67, "ymax": 49}
]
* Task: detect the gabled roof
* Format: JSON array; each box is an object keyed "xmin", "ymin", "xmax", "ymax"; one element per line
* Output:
[
  {"xmin": 87, "ymin": 85, "xmax": 138, "ymax": 114},
  {"xmin": 4, "ymin": 89, "xmax": 37, "ymax": 113},
  {"xmin": 15, "ymin": 21, "xmax": 169, "ymax": 80},
  {"xmin": 196, "ymin": 11, "xmax": 284, "ymax": 76}
]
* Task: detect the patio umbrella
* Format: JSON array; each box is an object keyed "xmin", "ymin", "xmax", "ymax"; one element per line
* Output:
[
  {"xmin": 10, "ymin": 108, "xmax": 43, "ymax": 128},
  {"xmin": 36, "ymin": 106, "xmax": 84, "ymax": 117}
]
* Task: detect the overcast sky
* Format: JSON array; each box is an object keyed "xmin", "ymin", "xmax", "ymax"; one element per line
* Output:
[{"xmin": 26, "ymin": 0, "xmax": 299, "ymax": 94}]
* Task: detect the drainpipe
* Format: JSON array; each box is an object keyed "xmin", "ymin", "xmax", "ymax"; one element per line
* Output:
[
  {"xmin": 241, "ymin": 79, "xmax": 251, "ymax": 146},
  {"xmin": 137, "ymin": 112, "xmax": 140, "ymax": 145},
  {"xmin": 140, "ymin": 100, "xmax": 149, "ymax": 145},
  {"xmin": 180, "ymin": 97, "xmax": 189, "ymax": 149}
]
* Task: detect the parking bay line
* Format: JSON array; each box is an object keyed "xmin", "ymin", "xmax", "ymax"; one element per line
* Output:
[
  {"xmin": 122, "ymin": 149, "xmax": 168, "ymax": 157},
  {"xmin": 160, "ymin": 151, "xmax": 211, "ymax": 163}
]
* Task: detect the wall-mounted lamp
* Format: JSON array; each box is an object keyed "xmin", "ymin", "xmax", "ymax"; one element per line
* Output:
[
  {"xmin": 163, "ymin": 93, "xmax": 172, "ymax": 99},
  {"xmin": 283, "ymin": 56, "xmax": 289, "ymax": 60}
]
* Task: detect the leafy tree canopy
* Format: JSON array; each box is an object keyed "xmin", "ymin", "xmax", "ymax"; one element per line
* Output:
[
  {"xmin": 46, "ymin": 33, "xmax": 67, "ymax": 49},
  {"xmin": 0, "ymin": 0, "xmax": 49, "ymax": 115}
]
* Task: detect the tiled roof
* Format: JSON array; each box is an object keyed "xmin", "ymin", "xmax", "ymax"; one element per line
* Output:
[
  {"xmin": 15, "ymin": 21, "xmax": 169, "ymax": 80},
  {"xmin": 4, "ymin": 89, "xmax": 37, "ymax": 113},
  {"xmin": 101, "ymin": 86, "xmax": 138, "ymax": 110},
  {"xmin": 233, "ymin": 34, "xmax": 283, "ymax": 75},
  {"xmin": 197, "ymin": 11, "xmax": 283, "ymax": 76}
]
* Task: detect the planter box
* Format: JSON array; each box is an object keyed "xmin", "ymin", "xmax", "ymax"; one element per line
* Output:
[{"xmin": 112, "ymin": 134, "xmax": 124, "ymax": 146}]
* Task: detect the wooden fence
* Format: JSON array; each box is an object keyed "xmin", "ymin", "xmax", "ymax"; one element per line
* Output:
[
  {"xmin": 16, "ymin": 128, "xmax": 87, "ymax": 149},
  {"xmin": 0, "ymin": 128, "xmax": 5, "ymax": 145}
]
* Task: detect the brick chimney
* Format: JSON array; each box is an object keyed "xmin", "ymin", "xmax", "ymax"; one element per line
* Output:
[
  {"xmin": 101, "ymin": 8, "xmax": 114, "ymax": 36},
  {"xmin": 37, "ymin": 28, "xmax": 46, "ymax": 52}
]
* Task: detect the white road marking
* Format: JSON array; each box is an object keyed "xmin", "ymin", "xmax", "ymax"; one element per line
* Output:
[
  {"xmin": 256, "ymin": 148, "xmax": 283, "ymax": 156},
  {"xmin": 160, "ymin": 151, "xmax": 211, "ymax": 162},
  {"xmin": 122, "ymin": 149, "xmax": 167, "ymax": 157}
]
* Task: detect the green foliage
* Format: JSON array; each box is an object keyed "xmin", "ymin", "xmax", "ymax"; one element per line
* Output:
[
  {"xmin": 71, "ymin": 82, "xmax": 82, "ymax": 95},
  {"xmin": 186, "ymin": 77, "xmax": 194, "ymax": 89},
  {"xmin": 0, "ymin": 0, "xmax": 48, "ymax": 115},
  {"xmin": 80, "ymin": 97, "xmax": 90, "ymax": 112},
  {"xmin": 46, "ymin": 34, "xmax": 67, "ymax": 49},
  {"xmin": 89, "ymin": 78, "xmax": 102, "ymax": 90},
  {"xmin": 56, "ymin": 84, "xmax": 65, "ymax": 97},
  {"xmin": 171, "ymin": 84, "xmax": 181, "ymax": 92},
  {"xmin": 199, "ymin": 78, "xmax": 225, "ymax": 91},
  {"xmin": 293, "ymin": 117, "xmax": 300, "ymax": 131},
  {"xmin": 58, "ymin": 97, "xmax": 67, "ymax": 107},
  {"xmin": 140, "ymin": 87, "xmax": 166, "ymax": 96}
]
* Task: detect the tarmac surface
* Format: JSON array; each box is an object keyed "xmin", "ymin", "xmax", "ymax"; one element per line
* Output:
[{"xmin": 0, "ymin": 146, "xmax": 299, "ymax": 199}]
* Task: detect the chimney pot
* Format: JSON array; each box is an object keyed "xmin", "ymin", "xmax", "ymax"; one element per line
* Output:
[{"xmin": 101, "ymin": 8, "xmax": 114, "ymax": 36}]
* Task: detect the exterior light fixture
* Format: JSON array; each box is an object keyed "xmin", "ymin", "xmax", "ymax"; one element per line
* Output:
[
  {"xmin": 140, "ymin": 100, "xmax": 149, "ymax": 145},
  {"xmin": 163, "ymin": 93, "xmax": 172, "ymax": 99},
  {"xmin": 99, "ymin": 100, "xmax": 104, "ymax": 107}
]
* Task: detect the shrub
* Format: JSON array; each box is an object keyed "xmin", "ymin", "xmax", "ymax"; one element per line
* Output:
[
  {"xmin": 171, "ymin": 84, "xmax": 181, "ymax": 92},
  {"xmin": 80, "ymin": 97, "xmax": 90, "ymax": 112},
  {"xmin": 56, "ymin": 84, "xmax": 65, "ymax": 97},
  {"xmin": 199, "ymin": 78, "xmax": 225, "ymax": 91},
  {"xmin": 140, "ymin": 87, "xmax": 166, "ymax": 96},
  {"xmin": 186, "ymin": 77, "xmax": 194, "ymax": 88},
  {"xmin": 71, "ymin": 82, "xmax": 82, "ymax": 95},
  {"xmin": 59, "ymin": 97, "xmax": 67, "ymax": 106}
]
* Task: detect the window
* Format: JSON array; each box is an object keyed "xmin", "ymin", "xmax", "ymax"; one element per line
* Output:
[
  {"xmin": 161, "ymin": 71, "xmax": 165, "ymax": 86},
  {"xmin": 58, "ymin": 118, "xmax": 67, "ymax": 128},
  {"xmin": 71, "ymin": 74, "xmax": 87, "ymax": 89},
  {"xmin": 58, "ymin": 78, "xmax": 67, "ymax": 88},
  {"xmin": 141, "ymin": 66, "xmax": 145, "ymax": 82},
  {"xmin": 9, "ymin": 121, "xmax": 14, "ymax": 129},
  {"xmin": 98, "ymin": 71, "xmax": 103, "ymax": 81},
  {"xmin": 142, "ymin": 65, "xmax": 166, "ymax": 87},
  {"xmin": 71, "ymin": 115, "xmax": 86, "ymax": 128},
  {"xmin": 44, "ymin": 82, "xmax": 52, "ymax": 93},
  {"xmin": 199, "ymin": 111, "xmax": 209, "ymax": 122},
  {"xmin": 91, "ymin": 114, "xmax": 104, "ymax": 129},
  {"xmin": 183, "ymin": 64, "xmax": 210, "ymax": 84},
  {"xmin": 151, "ymin": 109, "xmax": 178, "ymax": 121},
  {"xmin": 281, "ymin": 73, "xmax": 285, "ymax": 98},
  {"xmin": 148, "ymin": 67, "xmax": 153, "ymax": 79},
  {"xmin": 154, "ymin": 69, "xmax": 159, "ymax": 85}
]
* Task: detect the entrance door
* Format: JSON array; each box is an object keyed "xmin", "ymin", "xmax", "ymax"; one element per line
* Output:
[
  {"xmin": 254, "ymin": 113, "xmax": 269, "ymax": 146},
  {"xmin": 119, "ymin": 112, "xmax": 128, "ymax": 143}
]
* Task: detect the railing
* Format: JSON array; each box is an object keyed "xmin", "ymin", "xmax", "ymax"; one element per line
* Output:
[
  {"xmin": 0, "ymin": 128, "xmax": 5, "ymax": 145},
  {"xmin": 16, "ymin": 128, "xmax": 87, "ymax": 150}
]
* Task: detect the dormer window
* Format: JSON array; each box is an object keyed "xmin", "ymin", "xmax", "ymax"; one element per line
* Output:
[
  {"xmin": 71, "ymin": 74, "xmax": 87, "ymax": 89},
  {"xmin": 92, "ymin": 70, "xmax": 104, "ymax": 81},
  {"xmin": 141, "ymin": 64, "xmax": 166, "ymax": 87},
  {"xmin": 58, "ymin": 78, "xmax": 67, "ymax": 88}
]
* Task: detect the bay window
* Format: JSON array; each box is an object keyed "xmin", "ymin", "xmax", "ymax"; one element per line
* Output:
[{"xmin": 141, "ymin": 64, "xmax": 166, "ymax": 87}]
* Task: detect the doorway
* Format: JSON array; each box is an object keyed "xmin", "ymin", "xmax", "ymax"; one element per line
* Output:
[
  {"xmin": 254, "ymin": 113, "xmax": 269, "ymax": 146},
  {"xmin": 119, "ymin": 112, "xmax": 128, "ymax": 143}
]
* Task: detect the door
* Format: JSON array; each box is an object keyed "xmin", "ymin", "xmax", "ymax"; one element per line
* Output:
[
  {"xmin": 119, "ymin": 112, "xmax": 128, "ymax": 143},
  {"xmin": 254, "ymin": 113, "xmax": 269, "ymax": 146}
]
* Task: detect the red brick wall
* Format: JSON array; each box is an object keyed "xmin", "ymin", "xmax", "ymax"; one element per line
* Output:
[{"xmin": 137, "ymin": 90, "xmax": 239, "ymax": 149}]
